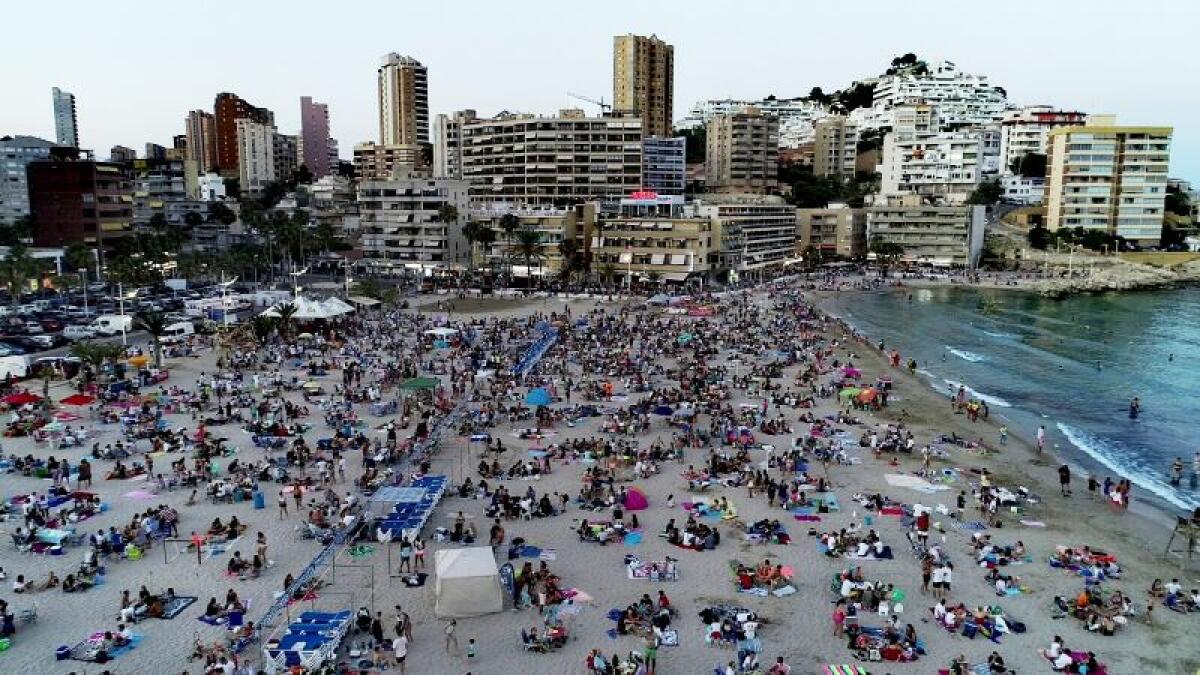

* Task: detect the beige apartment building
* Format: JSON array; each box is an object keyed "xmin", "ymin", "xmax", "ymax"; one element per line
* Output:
[
  {"xmin": 460, "ymin": 110, "xmax": 643, "ymax": 206},
  {"xmin": 813, "ymin": 116, "xmax": 860, "ymax": 181},
  {"xmin": 705, "ymin": 108, "xmax": 779, "ymax": 194},
  {"xmin": 353, "ymin": 142, "xmax": 423, "ymax": 181},
  {"xmin": 613, "ymin": 34, "xmax": 673, "ymax": 138},
  {"xmin": 378, "ymin": 53, "xmax": 429, "ymax": 146},
  {"xmin": 592, "ymin": 217, "xmax": 715, "ymax": 282},
  {"xmin": 695, "ymin": 197, "xmax": 797, "ymax": 271},
  {"xmin": 867, "ymin": 197, "xmax": 986, "ymax": 268},
  {"xmin": 797, "ymin": 205, "xmax": 867, "ymax": 258},
  {"xmin": 1044, "ymin": 115, "xmax": 1172, "ymax": 246}
]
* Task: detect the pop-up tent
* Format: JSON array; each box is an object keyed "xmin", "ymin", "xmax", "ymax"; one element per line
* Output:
[
  {"xmin": 434, "ymin": 547, "xmax": 503, "ymax": 618},
  {"xmin": 624, "ymin": 487, "xmax": 649, "ymax": 511}
]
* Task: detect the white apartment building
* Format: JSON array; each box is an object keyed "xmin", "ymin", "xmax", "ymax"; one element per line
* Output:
[
  {"xmin": 1000, "ymin": 175, "xmax": 1045, "ymax": 205},
  {"xmin": 865, "ymin": 61, "xmax": 1009, "ymax": 130},
  {"xmin": 235, "ymin": 119, "xmax": 277, "ymax": 192},
  {"xmin": 357, "ymin": 166, "xmax": 469, "ymax": 273},
  {"xmin": 999, "ymin": 106, "xmax": 1087, "ymax": 172},
  {"xmin": 1044, "ymin": 116, "xmax": 1172, "ymax": 245},
  {"xmin": 460, "ymin": 110, "xmax": 643, "ymax": 206},
  {"xmin": 0, "ymin": 135, "xmax": 57, "ymax": 224},
  {"xmin": 678, "ymin": 97, "xmax": 826, "ymax": 148},
  {"xmin": 432, "ymin": 109, "xmax": 476, "ymax": 179},
  {"xmin": 196, "ymin": 173, "xmax": 227, "ymax": 201},
  {"xmin": 881, "ymin": 130, "xmax": 984, "ymax": 204}
]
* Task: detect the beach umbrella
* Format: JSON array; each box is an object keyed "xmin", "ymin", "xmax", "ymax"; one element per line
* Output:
[
  {"xmin": 400, "ymin": 376, "xmax": 440, "ymax": 391},
  {"xmin": 624, "ymin": 487, "xmax": 649, "ymax": 511},
  {"xmin": 4, "ymin": 392, "xmax": 41, "ymax": 406},
  {"xmin": 652, "ymin": 405, "xmax": 674, "ymax": 416},
  {"xmin": 59, "ymin": 394, "xmax": 95, "ymax": 406},
  {"xmin": 128, "ymin": 355, "xmax": 150, "ymax": 367},
  {"xmin": 676, "ymin": 332, "xmax": 694, "ymax": 345},
  {"xmin": 838, "ymin": 387, "xmax": 863, "ymax": 399},
  {"xmin": 301, "ymin": 380, "xmax": 322, "ymax": 390},
  {"xmin": 524, "ymin": 388, "xmax": 551, "ymax": 406},
  {"xmin": 297, "ymin": 332, "xmax": 314, "ymax": 339},
  {"xmin": 857, "ymin": 388, "xmax": 878, "ymax": 404},
  {"xmin": 841, "ymin": 366, "xmax": 861, "ymax": 378}
]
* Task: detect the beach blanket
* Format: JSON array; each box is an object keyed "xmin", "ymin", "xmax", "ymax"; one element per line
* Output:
[
  {"xmin": 885, "ymin": 474, "xmax": 950, "ymax": 493},
  {"xmin": 952, "ymin": 521, "xmax": 988, "ymax": 531},
  {"xmin": 846, "ymin": 546, "xmax": 894, "ymax": 560},
  {"xmin": 823, "ymin": 665, "xmax": 870, "ymax": 675},
  {"xmin": 1020, "ymin": 519, "xmax": 1046, "ymax": 528},
  {"xmin": 160, "ymin": 595, "xmax": 197, "ymax": 619},
  {"xmin": 68, "ymin": 633, "xmax": 143, "ymax": 662},
  {"xmin": 793, "ymin": 514, "xmax": 822, "ymax": 522}
]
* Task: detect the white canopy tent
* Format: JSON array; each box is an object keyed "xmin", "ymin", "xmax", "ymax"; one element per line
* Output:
[
  {"xmin": 260, "ymin": 296, "xmax": 356, "ymax": 320},
  {"xmin": 434, "ymin": 547, "xmax": 503, "ymax": 618}
]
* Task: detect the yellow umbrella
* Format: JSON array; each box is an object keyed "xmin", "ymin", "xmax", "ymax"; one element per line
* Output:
[{"xmin": 128, "ymin": 355, "xmax": 150, "ymax": 367}]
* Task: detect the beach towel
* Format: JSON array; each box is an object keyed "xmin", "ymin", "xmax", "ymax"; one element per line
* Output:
[
  {"xmin": 823, "ymin": 665, "xmax": 870, "ymax": 675},
  {"xmin": 160, "ymin": 595, "xmax": 197, "ymax": 619},
  {"xmin": 1020, "ymin": 519, "xmax": 1046, "ymax": 528},
  {"xmin": 793, "ymin": 514, "xmax": 822, "ymax": 522},
  {"xmin": 952, "ymin": 521, "xmax": 988, "ymax": 531},
  {"xmin": 623, "ymin": 532, "xmax": 643, "ymax": 546}
]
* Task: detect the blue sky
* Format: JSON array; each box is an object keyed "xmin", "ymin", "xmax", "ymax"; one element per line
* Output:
[{"xmin": 4, "ymin": 0, "xmax": 1196, "ymax": 183}]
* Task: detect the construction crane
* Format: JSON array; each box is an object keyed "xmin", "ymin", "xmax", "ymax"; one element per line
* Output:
[{"xmin": 567, "ymin": 92, "xmax": 612, "ymax": 113}]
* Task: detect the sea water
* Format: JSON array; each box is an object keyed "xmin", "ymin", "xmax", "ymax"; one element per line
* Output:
[{"xmin": 824, "ymin": 285, "xmax": 1200, "ymax": 511}]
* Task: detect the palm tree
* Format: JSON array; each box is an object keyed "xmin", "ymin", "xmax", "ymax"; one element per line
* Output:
[
  {"xmin": 274, "ymin": 302, "xmax": 298, "ymax": 338},
  {"xmin": 475, "ymin": 226, "xmax": 497, "ymax": 276},
  {"xmin": 436, "ymin": 204, "xmax": 459, "ymax": 227},
  {"xmin": 512, "ymin": 228, "xmax": 544, "ymax": 290},
  {"xmin": 461, "ymin": 221, "xmax": 480, "ymax": 272},
  {"xmin": 0, "ymin": 244, "xmax": 37, "ymax": 307},
  {"xmin": 352, "ymin": 277, "xmax": 384, "ymax": 300},
  {"xmin": 70, "ymin": 341, "xmax": 123, "ymax": 385},
  {"xmin": 134, "ymin": 311, "xmax": 170, "ymax": 368},
  {"xmin": 869, "ymin": 239, "xmax": 906, "ymax": 278},
  {"xmin": 558, "ymin": 239, "xmax": 582, "ymax": 282},
  {"xmin": 249, "ymin": 315, "xmax": 278, "ymax": 348},
  {"xmin": 598, "ymin": 263, "xmax": 617, "ymax": 289},
  {"xmin": 50, "ymin": 273, "xmax": 81, "ymax": 296},
  {"xmin": 498, "ymin": 213, "xmax": 520, "ymax": 283},
  {"xmin": 65, "ymin": 243, "xmax": 94, "ymax": 276}
]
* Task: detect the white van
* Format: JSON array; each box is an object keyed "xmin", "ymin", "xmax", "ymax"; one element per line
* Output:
[
  {"xmin": 88, "ymin": 314, "xmax": 133, "ymax": 337},
  {"xmin": 0, "ymin": 355, "xmax": 28, "ymax": 380},
  {"xmin": 159, "ymin": 321, "xmax": 195, "ymax": 344},
  {"xmin": 62, "ymin": 325, "xmax": 97, "ymax": 341}
]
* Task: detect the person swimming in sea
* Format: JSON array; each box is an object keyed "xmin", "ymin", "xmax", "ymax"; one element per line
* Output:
[{"xmin": 1129, "ymin": 397, "xmax": 1141, "ymax": 419}]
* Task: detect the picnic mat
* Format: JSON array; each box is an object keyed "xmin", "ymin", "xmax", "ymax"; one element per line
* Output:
[
  {"xmin": 68, "ymin": 633, "xmax": 143, "ymax": 662},
  {"xmin": 951, "ymin": 521, "xmax": 988, "ymax": 531},
  {"xmin": 161, "ymin": 595, "xmax": 197, "ymax": 619}
]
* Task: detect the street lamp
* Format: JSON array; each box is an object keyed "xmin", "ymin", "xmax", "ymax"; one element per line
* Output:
[
  {"xmin": 78, "ymin": 268, "xmax": 88, "ymax": 317},
  {"xmin": 116, "ymin": 283, "xmax": 137, "ymax": 346}
]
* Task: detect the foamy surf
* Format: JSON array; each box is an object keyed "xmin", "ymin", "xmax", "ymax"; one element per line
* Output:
[
  {"xmin": 939, "ymin": 379, "xmax": 1012, "ymax": 408},
  {"xmin": 946, "ymin": 347, "xmax": 985, "ymax": 362},
  {"xmin": 1057, "ymin": 423, "xmax": 1197, "ymax": 511}
]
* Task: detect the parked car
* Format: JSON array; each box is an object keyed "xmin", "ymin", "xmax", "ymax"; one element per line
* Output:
[
  {"xmin": 22, "ymin": 321, "xmax": 43, "ymax": 335},
  {"xmin": 0, "ymin": 341, "xmax": 27, "ymax": 356},
  {"xmin": 39, "ymin": 318, "xmax": 64, "ymax": 333}
]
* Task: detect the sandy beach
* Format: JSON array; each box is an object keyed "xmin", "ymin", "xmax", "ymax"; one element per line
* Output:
[{"xmin": 0, "ymin": 283, "xmax": 1196, "ymax": 675}]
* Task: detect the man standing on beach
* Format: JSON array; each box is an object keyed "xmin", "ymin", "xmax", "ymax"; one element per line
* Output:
[
  {"xmin": 1058, "ymin": 465, "xmax": 1072, "ymax": 496},
  {"xmin": 1036, "ymin": 425, "xmax": 1046, "ymax": 453}
]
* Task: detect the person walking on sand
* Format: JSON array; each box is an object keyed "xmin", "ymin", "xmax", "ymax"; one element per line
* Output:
[
  {"xmin": 277, "ymin": 490, "xmax": 288, "ymax": 519},
  {"xmin": 1058, "ymin": 465, "xmax": 1072, "ymax": 497},
  {"xmin": 444, "ymin": 619, "xmax": 459, "ymax": 653},
  {"xmin": 1036, "ymin": 425, "xmax": 1046, "ymax": 453},
  {"xmin": 998, "ymin": 426, "xmax": 1008, "ymax": 446}
]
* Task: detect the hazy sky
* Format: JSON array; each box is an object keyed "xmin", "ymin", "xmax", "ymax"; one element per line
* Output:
[{"xmin": 4, "ymin": 0, "xmax": 1197, "ymax": 182}]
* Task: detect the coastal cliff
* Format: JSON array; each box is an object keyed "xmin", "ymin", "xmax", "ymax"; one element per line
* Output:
[{"xmin": 1038, "ymin": 258, "xmax": 1200, "ymax": 298}]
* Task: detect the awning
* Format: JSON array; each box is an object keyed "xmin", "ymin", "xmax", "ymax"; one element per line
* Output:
[{"xmin": 347, "ymin": 295, "xmax": 381, "ymax": 306}]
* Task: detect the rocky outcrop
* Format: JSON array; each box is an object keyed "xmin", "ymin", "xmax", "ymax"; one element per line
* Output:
[{"xmin": 1037, "ymin": 260, "xmax": 1200, "ymax": 298}]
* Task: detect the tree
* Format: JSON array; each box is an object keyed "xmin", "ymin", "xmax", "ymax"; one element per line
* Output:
[
  {"xmin": 352, "ymin": 277, "xmax": 384, "ymax": 300},
  {"xmin": 65, "ymin": 243, "xmax": 94, "ymax": 275},
  {"xmin": 134, "ymin": 311, "xmax": 169, "ymax": 368},
  {"xmin": 1011, "ymin": 153, "xmax": 1047, "ymax": 179},
  {"xmin": 0, "ymin": 244, "xmax": 37, "ymax": 307},
  {"xmin": 49, "ymin": 274, "xmax": 81, "ymax": 295},
  {"xmin": 249, "ymin": 315, "xmax": 278, "ymax": 347},
  {"xmin": 807, "ymin": 87, "xmax": 832, "ymax": 106},
  {"xmin": 512, "ymin": 228, "xmax": 544, "ymax": 289},
  {"xmin": 183, "ymin": 211, "xmax": 204, "ymax": 230},
  {"xmin": 677, "ymin": 127, "xmax": 706, "ymax": 164},
  {"xmin": 292, "ymin": 165, "xmax": 314, "ymax": 187},
  {"xmin": 558, "ymin": 238, "xmax": 583, "ymax": 280},
  {"xmin": 1166, "ymin": 188, "xmax": 1191, "ymax": 217},
  {"xmin": 475, "ymin": 225, "xmax": 496, "ymax": 273},
  {"xmin": 274, "ymin": 302, "xmax": 298, "ymax": 338},
  {"xmin": 869, "ymin": 239, "xmax": 905, "ymax": 277},
  {"xmin": 498, "ymin": 213, "xmax": 521, "ymax": 282},
  {"xmin": 598, "ymin": 263, "xmax": 617, "ymax": 288},
  {"xmin": 70, "ymin": 341, "xmax": 123, "ymax": 384},
  {"xmin": 209, "ymin": 202, "xmax": 238, "ymax": 226},
  {"xmin": 148, "ymin": 212, "xmax": 169, "ymax": 235},
  {"xmin": 336, "ymin": 161, "xmax": 355, "ymax": 180},
  {"xmin": 1027, "ymin": 226, "xmax": 1052, "ymax": 250},
  {"xmin": 966, "ymin": 179, "xmax": 1004, "ymax": 205}
]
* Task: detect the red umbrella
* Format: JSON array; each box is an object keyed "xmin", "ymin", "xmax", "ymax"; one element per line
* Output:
[
  {"xmin": 4, "ymin": 392, "xmax": 42, "ymax": 406},
  {"xmin": 59, "ymin": 394, "xmax": 95, "ymax": 406}
]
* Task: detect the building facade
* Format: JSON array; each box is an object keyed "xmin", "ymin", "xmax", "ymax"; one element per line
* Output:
[
  {"xmin": 881, "ymin": 130, "xmax": 985, "ymax": 205},
  {"xmin": 460, "ymin": 111, "xmax": 643, "ymax": 206},
  {"xmin": 677, "ymin": 97, "xmax": 826, "ymax": 148},
  {"xmin": 52, "ymin": 87, "xmax": 78, "ymax": 148},
  {"xmin": 131, "ymin": 158, "xmax": 188, "ymax": 226},
  {"xmin": 813, "ymin": 116, "xmax": 860, "ymax": 181},
  {"xmin": 432, "ymin": 109, "xmax": 477, "ymax": 179},
  {"xmin": 185, "ymin": 110, "xmax": 218, "ymax": 172},
  {"xmin": 353, "ymin": 142, "xmax": 422, "ymax": 181},
  {"xmin": 472, "ymin": 203, "xmax": 596, "ymax": 277},
  {"xmin": 273, "ymin": 133, "xmax": 298, "ymax": 184},
  {"xmin": 1044, "ymin": 116, "xmax": 1172, "ymax": 245},
  {"xmin": 378, "ymin": 53, "xmax": 429, "ymax": 146},
  {"xmin": 235, "ymin": 119, "xmax": 277, "ymax": 192},
  {"xmin": 796, "ymin": 205, "xmax": 868, "ymax": 258},
  {"xmin": 868, "ymin": 60, "xmax": 1009, "ymax": 130},
  {"xmin": 28, "ymin": 156, "xmax": 133, "ymax": 251},
  {"xmin": 641, "ymin": 136, "xmax": 686, "ymax": 195},
  {"xmin": 592, "ymin": 195, "xmax": 714, "ymax": 282},
  {"xmin": 0, "ymin": 135, "xmax": 57, "ymax": 225},
  {"xmin": 867, "ymin": 200, "xmax": 986, "ymax": 267},
  {"xmin": 705, "ymin": 109, "xmax": 779, "ymax": 194},
  {"xmin": 213, "ymin": 92, "xmax": 274, "ymax": 178},
  {"xmin": 1000, "ymin": 174, "xmax": 1045, "ymax": 205},
  {"xmin": 357, "ymin": 167, "xmax": 468, "ymax": 273},
  {"xmin": 299, "ymin": 96, "xmax": 332, "ymax": 178},
  {"xmin": 613, "ymin": 34, "xmax": 674, "ymax": 138},
  {"xmin": 109, "ymin": 145, "xmax": 137, "ymax": 164},
  {"xmin": 696, "ymin": 198, "xmax": 797, "ymax": 271},
  {"xmin": 999, "ymin": 106, "xmax": 1087, "ymax": 171}
]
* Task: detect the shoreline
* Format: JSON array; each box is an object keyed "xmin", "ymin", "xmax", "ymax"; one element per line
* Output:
[{"xmin": 810, "ymin": 286, "xmax": 1190, "ymax": 532}]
